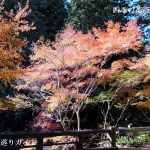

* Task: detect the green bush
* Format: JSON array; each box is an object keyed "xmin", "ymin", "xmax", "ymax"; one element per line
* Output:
[{"xmin": 117, "ymin": 134, "xmax": 150, "ymax": 147}]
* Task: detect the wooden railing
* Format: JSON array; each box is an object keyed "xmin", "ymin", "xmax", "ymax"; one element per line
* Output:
[
  {"xmin": 119, "ymin": 126, "xmax": 150, "ymax": 136},
  {"xmin": 1, "ymin": 126, "xmax": 150, "ymax": 150},
  {"xmin": 0, "ymin": 128, "xmax": 117, "ymax": 150}
]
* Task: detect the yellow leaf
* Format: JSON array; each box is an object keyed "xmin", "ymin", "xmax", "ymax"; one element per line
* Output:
[{"xmin": 144, "ymin": 56, "xmax": 150, "ymax": 67}]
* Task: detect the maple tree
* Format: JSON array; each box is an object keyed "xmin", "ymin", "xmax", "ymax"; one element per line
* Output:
[
  {"xmin": 18, "ymin": 20, "xmax": 145, "ymax": 130},
  {"xmin": 0, "ymin": 0, "xmax": 35, "ymax": 84},
  {"xmin": 0, "ymin": 0, "xmax": 36, "ymax": 112},
  {"xmin": 0, "ymin": 22, "xmax": 25, "ymax": 83}
]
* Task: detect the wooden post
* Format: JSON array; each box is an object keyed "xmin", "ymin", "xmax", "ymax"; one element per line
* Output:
[
  {"xmin": 37, "ymin": 137, "xmax": 43, "ymax": 150},
  {"xmin": 7, "ymin": 139, "xmax": 11, "ymax": 150},
  {"xmin": 76, "ymin": 135, "xmax": 83, "ymax": 150},
  {"xmin": 111, "ymin": 127, "xmax": 116, "ymax": 148}
]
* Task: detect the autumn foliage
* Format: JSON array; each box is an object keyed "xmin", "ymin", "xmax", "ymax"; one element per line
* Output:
[
  {"xmin": 1, "ymin": 0, "xmax": 149, "ymax": 129},
  {"xmin": 0, "ymin": 0, "xmax": 150, "ymax": 133},
  {"xmin": 30, "ymin": 20, "xmax": 142, "ymax": 69},
  {"xmin": 24, "ymin": 20, "xmax": 142, "ymax": 89},
  {"xmin": 0, "ymin": 22, "xmax": 25, "ymax": 83},
  {"xmin": 19, "ymin": 20, "xmax": 144, "ymax": 116},
  {"xmin": 0, "ymin": 0, "xmax": 35, "ymax": 84},
  {"xmin": 15, "ymin": 19, "xmax": 150, "ymax": 130}
]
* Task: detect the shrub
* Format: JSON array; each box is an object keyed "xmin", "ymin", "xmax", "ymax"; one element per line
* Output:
[{"xmin": 117, "ymin": 134, "xmax": 150, "ymax": 147}]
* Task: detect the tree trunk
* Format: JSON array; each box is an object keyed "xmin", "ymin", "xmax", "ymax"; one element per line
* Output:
[{"xmin": 76, "ymin": 110, "xmax": 80, "ymax": 130}]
